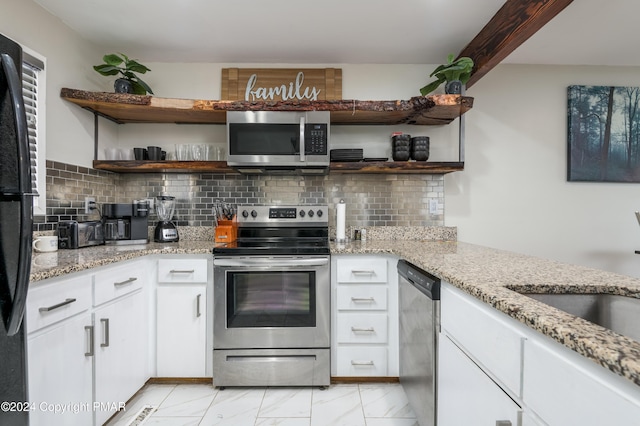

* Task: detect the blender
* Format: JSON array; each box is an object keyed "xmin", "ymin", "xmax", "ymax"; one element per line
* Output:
[{"xmin": 154, "ymin": 194, "xmax": 179, "ymax": 242}]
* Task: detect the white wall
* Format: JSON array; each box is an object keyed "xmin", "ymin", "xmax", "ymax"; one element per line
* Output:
[
  {"xmin": 448, "ymin": 64, "xmax": 640, "ymax": 278},
  {"xmin": 1, "ymin": 0, "xmax": 115, "ymax": 168}
]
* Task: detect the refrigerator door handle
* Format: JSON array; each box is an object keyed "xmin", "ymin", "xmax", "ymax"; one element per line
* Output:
[{"xmin": 1, "ymin": 53, "xmax": 34, "ymax": 336}]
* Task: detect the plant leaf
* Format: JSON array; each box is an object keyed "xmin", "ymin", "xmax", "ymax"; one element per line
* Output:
[
  {"xmin": 420, "ymin": 77, "xmax": 445, "ymax": 96},
  {"xmin": 127, "ymin": 60, "xmax": 151, "ymax": 74},
  {"xmin": 132, "ymin": 77, "xmax": 154, "ymax": 95},
  {"xmin": 102, "ymin": 54, "xmax": 124, "ymax": 66},
  {"xmin": 93, "ymin": 64, "xmax": 121, "ymax": 76}
]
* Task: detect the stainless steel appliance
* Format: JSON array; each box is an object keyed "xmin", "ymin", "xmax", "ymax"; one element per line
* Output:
[
  {"xmin": 102, "ymin": 201, "xmax": 149, "ymax": 244},
  {"xmin": 154, "ymin": 194, "xmax": 179, "ymax": 242},
  {"xmin": 227, "ymin": 111, "xmax": 330, "ymax": 174},
  {"xmin": 212, "ymin": 205, "xmax": 330, "ymax": 387},
  {"xmin": 57, "ymin": 220, "xmax": 105, "ymax": 249},
  {"xmin": 0, "ymin": 33, "xmax": 34, "ymax": 426},
  {"xmin": 398, "ymin": 259, "xmax": 441, "ymax": 426}
]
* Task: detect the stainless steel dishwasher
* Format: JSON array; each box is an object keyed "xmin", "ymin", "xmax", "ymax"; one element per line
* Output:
[{"xmin": 398, "ymin": 259, "xmax": 441, "ymax": 426}]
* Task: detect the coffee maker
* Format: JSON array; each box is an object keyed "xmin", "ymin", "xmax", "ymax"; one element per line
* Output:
[{"xmin": 102, "ymin": 200, "xmax": 150, "ymax": 245}]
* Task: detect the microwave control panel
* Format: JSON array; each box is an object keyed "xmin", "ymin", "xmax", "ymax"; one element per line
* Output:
[{"xmin": 305, "ymin": 124, "xmax": 328, "ymax": 155}]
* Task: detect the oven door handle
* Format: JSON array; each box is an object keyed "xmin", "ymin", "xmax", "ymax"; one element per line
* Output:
[{"xmin": 213, "ymin": 257, "xmax": 329, "ymax": 267}]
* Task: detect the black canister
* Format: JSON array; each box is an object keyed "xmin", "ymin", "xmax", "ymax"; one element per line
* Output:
[
  {"xmin": 392, "ymin": 134, "xmax": 411, "ymax": 161},
  {"xmin": 411, "ymin": 136, "xmax": 430, "ymax": 161}
]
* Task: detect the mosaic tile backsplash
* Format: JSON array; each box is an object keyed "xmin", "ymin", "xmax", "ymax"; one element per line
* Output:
[{"xmin": 35, "ymin": 161, "xmax": 445, "ymax": 231}]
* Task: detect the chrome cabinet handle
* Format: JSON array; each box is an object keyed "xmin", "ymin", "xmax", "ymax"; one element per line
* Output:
[
  {"xmin": 114, "ymin": 277, "xmax": 137, "ymax": 287},
  {"xmin": 351, "ymin": 327, "xmax": 375, "ymax": 332},
  {"xmin": 196, "ymin": 294, "xmax": 202, "ymax": 318},
  {"xmin": 351, "ymin": 270, "xmax": 375, "ymax": 275},
  {"xmin": 100, "ymin": 318, "xmax": 110, "ymax": 347},
  {"xmin": 170, "ymin": 269, "xmax": 195, "ymax": 274},
  {"xmin": 495, "ymin": 422, "xmax": 512, "ymax": 426},
  {"xmin": 84, "ymin": 325, "xmax": 94, "ymax": 357},
  {"xmin": 351, "ymin": 360, "xmax": 374, "ymax": 366},
  {"xmin": 299, "ymin": 116, "xmax": 306, "ymax": 162},
  {"xmin": 351, "ymin": 297, "xmax": 375, "ymax": 303},
  {"xmin": 39, "ymin": 298, "xmax": 76, "ymax": 312}
]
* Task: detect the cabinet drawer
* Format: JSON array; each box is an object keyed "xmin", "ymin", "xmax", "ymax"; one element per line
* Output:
[
  {"xmin": 336, "ymin": 286, "xmax": 387, "ymax": 311},
  {"xmin": 94, "ymin": 261, "xmax": 145, "ymax": 306},
  {"xmin": 157, "ymin": 259, "xmax": 208, "ymax": 283},
  {"xmin": 336, "ymin": 346, "xmax": 388, "ymax": 376},
  {"xmin": 441, "ymin": 283, "xmax": 525, "ymax": 397},
  {"xmin": 27, "ymin": 275, "xmax": 92, "ymax": 334},
  {"xmin": 336, "ymin": 258, "xmax": 387, "ymax": 284},
  {"xmin": 337, "ymin": 313, "xmax": 388, "ymax": 343}
]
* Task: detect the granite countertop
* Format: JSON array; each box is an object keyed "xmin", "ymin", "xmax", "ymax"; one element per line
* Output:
[{"xmin": 30, "ymin": 235, "xmax": 640, "ymax": 387}]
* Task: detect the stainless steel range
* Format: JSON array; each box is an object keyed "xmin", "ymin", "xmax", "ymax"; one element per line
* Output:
[{"xmin": 212, "ymin": 205, "xmax": 330, "ymax": 387}]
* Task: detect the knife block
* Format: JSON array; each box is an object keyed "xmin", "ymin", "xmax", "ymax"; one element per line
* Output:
[{"xmin": 215, "ymin": 215, "xmax": 237, "ymax": 243}]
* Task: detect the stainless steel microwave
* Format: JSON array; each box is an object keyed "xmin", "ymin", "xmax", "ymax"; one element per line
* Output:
[{"xmin": 227, "ymin": 111, "xmax": 330, "ymax": 174}]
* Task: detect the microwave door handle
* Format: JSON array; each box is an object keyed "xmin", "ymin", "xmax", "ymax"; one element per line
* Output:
[{"xmin": 299, "ymin": 116, "xmax": 305, "ymax": 162}]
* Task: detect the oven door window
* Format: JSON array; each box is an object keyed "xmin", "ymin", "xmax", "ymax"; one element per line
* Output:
[{"xmin": 226, "ymin": 270, "xmax": 316, "ymax": 328}]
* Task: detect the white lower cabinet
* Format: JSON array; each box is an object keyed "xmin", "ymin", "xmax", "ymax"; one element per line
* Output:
[
  {"xmin": 27, "ymin": 312, "xmax": 93, "ymax": 426},
  {"xmin": 440, "ymin": 281, "xmax": 640, "ymax": 426},
  {"xmin": 93, "ymin": 289, "xmax": 147, "ymax": 425},
  {"xmin": 438, "ymin": 334, "xmax": 520, "ymax": 426},
  {"xmin": 155, "ymin": 257, "xmax": 210, "ymax": 377},
  {"xmin": 331, "ymin": 254, "xmax": 399, "ymax": 377},
  {"xmin": 156, "ymin": 284, "xmax": 207, "ymax": 376}
]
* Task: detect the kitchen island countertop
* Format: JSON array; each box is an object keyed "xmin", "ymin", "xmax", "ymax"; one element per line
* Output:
[{"xmin": 30, "ymin": 238, "xmax": 640, "ymax": 386}]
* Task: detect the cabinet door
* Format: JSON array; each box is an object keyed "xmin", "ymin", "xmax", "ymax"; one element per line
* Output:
[
  {"xmin": 438, "ymin": 334, "xmax": 521, "ymax": 426},
  {"xmin": 28, "ymin": 313, "xmax": 93, "ymax": 426},
  {"xmin": 156, "ymin": 284, "xmax": 207, "ymax": 377},
  {"xmin": 94, "ymin": 290, "xmax": 147, "ymax": 426}
]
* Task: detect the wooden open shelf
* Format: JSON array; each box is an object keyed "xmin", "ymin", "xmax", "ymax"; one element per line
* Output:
[
  {"xmin": 93, "ymin": 160, "xmax": 464, "ymax": 174},
  {"xmin": 61, "ymin": 88, "xmax": 473, "ymax": 126}
]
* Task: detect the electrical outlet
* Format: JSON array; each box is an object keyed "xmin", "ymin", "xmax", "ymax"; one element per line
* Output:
[
  {"xmin": 429, "ymin": 199, "xmax": 438, "ymax": 215},
  {"xmin": 84, "ymin": 197, "xmax": 96, "ymax": 214}
]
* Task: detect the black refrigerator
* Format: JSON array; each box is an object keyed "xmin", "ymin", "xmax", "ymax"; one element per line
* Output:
[{"xmin": 0, "ymin": 33, "xmax": 34, "ymax": 426}]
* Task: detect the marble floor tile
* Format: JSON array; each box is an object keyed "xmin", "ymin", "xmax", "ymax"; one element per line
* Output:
[
  {"xmin": 255, "ymin": 418, "xmax": 312, "ymax": 426},
  {"xmin": 105, "ymin": 384, "xmax": 176, "ymax": 425},
  {"xmin": 310, "ymin": 385, "xmax": 365, "ymax": 426},
  {"xmin": 365, "ymin": 419, "xmax": 420, "ymax": 426},
  {"xmin": 199, "ymin": 387, "xmax": 266, "ymax": 425},
  {"xmin": 259, "ymin": 387, "xmax": 313, "ymax": 418},
  {"xmin": 143, "ymin": 416, "xmax": 201, "ymax": 425},
  {"xmin": 153, "ymin": 384, "xmax": 217, "ymax": 417},
  {"xmin": 359, "ymin": 383, "xmax": 416, "ymax": 418}
]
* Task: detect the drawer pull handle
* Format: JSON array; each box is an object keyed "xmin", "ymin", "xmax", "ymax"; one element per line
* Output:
[
  {"xmin": 196, "ymin": 294, "xmax": 202, "ymax": 318},
  {"xmin": 170, "ymin": 269, "xmax": 195, "ymax": 274},
  {"xmin": 114, "ymin": 277, "xmax": 137, "ymax": 287},
  {"xmin": 100, "ymin": 318, "xmax": 110, "ymax": 347},
  {"xmin": 351, "ymin": 270, "xmax": 375, "ymax": 276},
  {"xmin": 351, "ymin": 327, "xmax": 375, "ymax": 333},
  {"xmin": 84, "ymin": 325, "xmax": 94, "ymax": 357},
  {"xmin": 39, "ymin": 298, "xmax": 76, "ymax": 312},
  {"xmin": 351, "ymin": 297, "xmax": 375, "ymax": 303},
  {"xmin": 351, "ymin": 360, "xmax": 374, "ymax": 366}
]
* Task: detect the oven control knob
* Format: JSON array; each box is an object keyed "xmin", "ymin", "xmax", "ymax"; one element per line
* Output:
[
  {"xmin": 308, "ymin": 210, "xmax": 314, "ymax": 217},
  {"xmin": 242, "ymin": 210, "xmax": 249, "ymax": 218},
  {"xmin": 316, "ymin": 209, "xmax": 323, "ymax": 217},
  {"xmin": 299, "ymin": 210, "xmax": 305, "ymax": 217},
  {"xmin": 251, "ymin": 210, "xmax": 258, "ymax": 218}
]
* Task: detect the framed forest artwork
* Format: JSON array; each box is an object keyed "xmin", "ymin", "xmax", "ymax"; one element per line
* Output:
[{"xmin": 568, "ymin": 85, "xmax": 640, "ymax": 182}]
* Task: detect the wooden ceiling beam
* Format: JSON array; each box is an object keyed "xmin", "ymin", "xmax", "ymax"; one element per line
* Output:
[{"xmin": 460, "ymin": 0, "xmax": 574, "ymax": 88}]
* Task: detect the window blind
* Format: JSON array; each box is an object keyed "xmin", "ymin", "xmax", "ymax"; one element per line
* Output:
[{"xmin": 21, "ymin": 52, "xmax": 43, "ymax": 196}]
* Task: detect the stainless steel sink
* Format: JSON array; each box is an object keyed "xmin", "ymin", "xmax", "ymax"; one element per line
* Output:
[{"xmin": 522, "ymin": 293, "xmax": 640, "ymax": 343}]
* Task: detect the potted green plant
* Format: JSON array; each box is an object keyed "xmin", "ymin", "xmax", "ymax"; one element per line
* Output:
[
  {"xmin": 93, "ymin": 53, "xmax": 154, "ymax": 95},
  {"xmin": 420, "ymin": 54, "xmax": 474, "ymax": 96}
]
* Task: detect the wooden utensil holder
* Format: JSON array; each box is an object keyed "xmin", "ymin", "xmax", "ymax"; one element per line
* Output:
[{"xmin": 215, "ymin": 215, "xmax": 237, "ymax": 243}]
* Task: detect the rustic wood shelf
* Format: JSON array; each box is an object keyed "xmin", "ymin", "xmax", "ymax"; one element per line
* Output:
[
  {"xmin": 93, "ymin": 160, "xmax": 463, "ymax": 174},
  {"xmin": 61, "ymin": 88, "xmax": 473, "ymax": 126}
]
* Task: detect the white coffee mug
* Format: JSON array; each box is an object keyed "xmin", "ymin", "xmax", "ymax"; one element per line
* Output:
[{"xmin": 33, "ymin": 236, "xmax": 58, "ymax": 253}]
